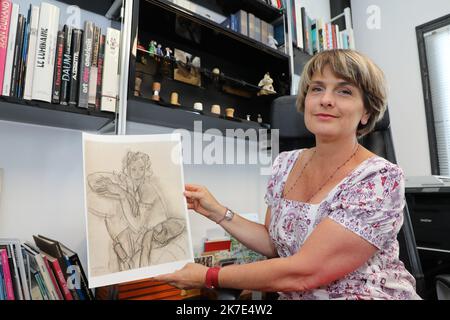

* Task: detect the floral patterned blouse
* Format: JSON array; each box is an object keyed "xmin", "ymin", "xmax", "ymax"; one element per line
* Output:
[{"xmin": 265, "ymin": 149, "xmax": 421, "ymax": 300}]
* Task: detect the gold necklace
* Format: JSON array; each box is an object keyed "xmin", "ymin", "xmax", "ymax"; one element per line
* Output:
[{"xmin": 284, "ymin": 144, "xmax": 360, "ymax": 203}]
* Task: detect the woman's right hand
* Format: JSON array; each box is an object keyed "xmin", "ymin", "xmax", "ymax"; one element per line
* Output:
[{"xmin": 184, "ymin": 184, "xmax": 226, "ymax": 223}]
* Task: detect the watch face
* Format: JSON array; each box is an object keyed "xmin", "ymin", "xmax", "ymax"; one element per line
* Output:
[{"xmin": 225, "ymin": 209, "xmax": 234, "ymax": 221}]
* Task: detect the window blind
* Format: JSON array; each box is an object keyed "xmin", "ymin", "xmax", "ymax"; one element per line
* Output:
[{"xmin": 424, "ymin": 25, "xmax": 450, "ymax": 175}]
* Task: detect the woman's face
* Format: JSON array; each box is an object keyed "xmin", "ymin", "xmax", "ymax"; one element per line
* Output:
[
  {"xmin": 304, "ymin": 65, "xmax": 369, "ymax": 141},
  {"xmin": 128, "ymin": 159, "xmax": 147, "ymax": 180}
]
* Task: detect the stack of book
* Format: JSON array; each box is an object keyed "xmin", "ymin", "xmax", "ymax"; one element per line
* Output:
[
  {"xmin": 0, "ymin": 1, "xmax": 121, "ymax": 112},
  {"xmin": 290, "ymin": 2, "xmax": 355, "ymax": 55},
  {"xmin": 0, "ymin": 235, "xmax": 93, "ymax": 300}
]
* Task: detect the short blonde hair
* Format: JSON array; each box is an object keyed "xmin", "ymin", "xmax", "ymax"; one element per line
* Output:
[{"xmin": 296, "ymin": 49, "xmax": 387, "ymax": 137}]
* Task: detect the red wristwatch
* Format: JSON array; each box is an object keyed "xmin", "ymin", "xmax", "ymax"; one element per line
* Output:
[{"xmin": 205, "ymin": 267, "xmax": 221, "ymax": 289}]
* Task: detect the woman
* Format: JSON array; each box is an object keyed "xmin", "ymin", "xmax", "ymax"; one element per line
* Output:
[{"xmin": 156, "ymin": 50, "xmax": 421, "ymax": 299}]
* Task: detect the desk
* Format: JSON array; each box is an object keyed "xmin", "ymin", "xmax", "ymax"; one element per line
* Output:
[{"xmin": 405, "ymin": 184, "xmax": 450, "ymax": 299}]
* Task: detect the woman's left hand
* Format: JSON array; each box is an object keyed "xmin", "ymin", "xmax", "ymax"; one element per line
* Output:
[{"xmin": 154, "ymin": 263, "xmax": 208, "ymax": 290}]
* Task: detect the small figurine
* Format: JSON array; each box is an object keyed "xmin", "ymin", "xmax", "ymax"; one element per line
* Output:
[
  {"xmin": 211, "ymin": 104, "xmax": 221, "ymax": 115},
  {"xmin": 134, "ymin": 76, "xmax": 142, "ymax": 96},
  {"xmin": 212, "ymin": 67, "xmax": 220, "ymax": 83},
  {"xmin": 267, "ymin": 36, "xmax": 278, "ymax": 49},
  {"xmin": 257, "ymin": 114, "xmax": 263, "ymax": 123},
  {"xmin": 170, "ymin": 92, "xmax": 180, "ymax": 106},
  {"xmin": 257, "ymin": 72, "xmax": 276, "ymax": 96},
  {"xmin": 156, "ymin": 43, "xmax": 163, "ymax": 56},
  {"xmin": 193, "ymin": 102, "xmax": 203, "ymax": 111},
  {"xmin": 225, "ymin": 108, "xmax": 234, "ymax": 118},
  {"xmin": 165, "ymin": 47, "xmax": 173, "ymax": 59},
  {"xmin": 151, "ymin": 82, "xmax": 161, "ymax": 101},
  {"xmin": 246, "ymin": 114, "xmax": 251, "ymax": 121},
  {"xmin": 148, "ymin": 40, "xmax": 157, "ymax": 55}
]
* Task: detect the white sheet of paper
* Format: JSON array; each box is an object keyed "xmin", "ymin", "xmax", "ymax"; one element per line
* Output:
[{"xmin": 83, "ymin": 133, "xmax": 194, "ymax": 288}]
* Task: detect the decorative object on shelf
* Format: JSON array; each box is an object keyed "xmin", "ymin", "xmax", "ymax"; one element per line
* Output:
[
  {"xmin": 257, "ymin": 114, "xmax": 263, "ymax": 123},
  {"xmin": 151, "ymin": 82, "xmax": 161, "ymax": 101},
  {"xmin": 148, "ymin": 40, "xmax": 157, "ymax": 56},
  {"xmin": 170, "ymin": 92, "xmax": 180, "ymax": 106},
  {"xmin": 212, "ymin": 67, "xmax": 220, "ymax": 82},
  {"xmin": 257, "ymin": 72, "xmax": 276, "ymax": 96},
  {"xmin": 225, "ymin": 108, "xmax": 235, "ymax": 118},
  {"xmin": 211, "ymin": 104, "xmax": 221, "ymax": 115},
  {"xmin": 267, "ymin": 35, "xmax": 278, "ymax": 49},
  {"xmin": 134, "ymin": 76, "xmax": 143, "ymax": 97},
  {"xmin": 173, "ymin": 48, "xmax": 201, "ymax": 87},
  {"xmin": 193, "ymin": 102, "xmax": 203, "ymax": 111},
  {"xmin": 246, "ymin": 114, "xmax": 251, "ymax": 121},
  {"xmin": 165, "ymin": 47, "xmax": 173, "ymax": 59}
]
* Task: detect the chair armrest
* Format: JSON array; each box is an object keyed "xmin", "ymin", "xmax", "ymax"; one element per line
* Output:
[{"xmin": 436, "ymin": 274, "xmax": 450, "ymax": 300}]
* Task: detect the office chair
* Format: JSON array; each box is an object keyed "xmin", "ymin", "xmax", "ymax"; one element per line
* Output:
[{"xmin": 270, "ymin": 95, "xmax": 427, "ymax": 298}]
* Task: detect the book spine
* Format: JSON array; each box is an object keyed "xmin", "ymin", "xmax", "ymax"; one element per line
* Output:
[
  {"xmin": 31, "ymin": 2, "xmax": 60, "ymax": 102},
  {"xmin": 42, "ymin": 255, "xmax": 63, "ymax": 300},
  {"xmin": 95, "ymin": 34, "xmax": 105, "ymax": 110},
  {"xmin": 63, "ymin": 255, "xmax": 82, "ymax": 300},
  {"xmin": 2, "ymin": 2, "xmax": 17, "ymax": 96},
  {"xmin": 34, "ymin": 254, "xmax": 60, "ymax": 300},
  {"xmin": 77, "ymin": 21, "xmax": 94, "ymax": 108},
  {"xmin": 0, "ymin": 0, "xmax": 12, "ymax": 92},
  {"xmin": 8, "ymin": 244, "xmax": 23, "ymax": 300},
  {"xmin": 0, "ymin": 249, "xmax": 14, "ymax": 300},
  {"xmin": 247, "ymin": 13, "xmax": 255, "ymax": 39},
  {"xmin": 0, "ymin": 264, "xmax": 5, "ymax": 300},
  {"xmin": 51, "ymin": 30, "xmax": 64, "ymax": 103},
  {"xmin": 18, "ymin": 7, "xmax": 31, "ymax": 99},
  {"xmin": 10, "ymin": 14, "xmax": 24, "ymax": 97},
  {"xmin": 88, "ymin": 25, "xmax": 100, "ymax": 106},
  {"xmin": 69, "ymin": 28, "xmax": 82, "ymax": 106},
  {"xmin": 23, "ymin": 5, "xmax": 39, "ymax": 100},
  {"xmin": 34, "ymin": 271, "xmax": 50, "ymax": 300},
  {"xmin": 49, "ymin": 258, "xmax": 73, "ymax": 300},
  {"xmin": 101, "ymin": 27, "xmax": 120, "ymax": 113},
  {"xmin": 60, "ymin": 25, "xmax": 72, "ymax": 105},
  {"xmin": 70, "ymin": 256, "xmax": 93, "ymax": 300}
]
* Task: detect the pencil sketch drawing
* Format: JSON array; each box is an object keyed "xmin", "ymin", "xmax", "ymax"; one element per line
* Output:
[{"xmin": 83, "ymin": 134, "xmax": 193, "ymax": 287}]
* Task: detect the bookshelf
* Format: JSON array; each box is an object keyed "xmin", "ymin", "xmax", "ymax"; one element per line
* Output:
[
  {"xmin": 0, "ymin": 0, "xmax": 123, "ymax": 132},
  {"xmin": 126, "ymin": 0, "xmax": 291, "ymax": 134}
]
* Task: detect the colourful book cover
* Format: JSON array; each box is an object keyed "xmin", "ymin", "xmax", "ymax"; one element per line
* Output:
[
  {"xmin": 0, "ymin": 248, "xmax": 14, "ymax": 300},
  {"xmin": 0, "ymin": 0, "xmax": 12, "ymax": 91}
]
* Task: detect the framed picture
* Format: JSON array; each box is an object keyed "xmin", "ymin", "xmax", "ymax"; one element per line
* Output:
[
  {"xmin": 83, "ymin": 133, "xmax": 194, "ymax": 288},
  {"xmin": 173, "ymin": 48, "xmax": 202, "ymax": 87}
]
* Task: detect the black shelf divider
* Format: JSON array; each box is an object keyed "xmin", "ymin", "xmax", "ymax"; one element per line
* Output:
[
  {"xmin": 146, "ymin": 0, "xmax": 289, "ymax": 61},
  {"xmin": 0, "ymin": 97, "xmax": 115, "ymax": 131},
  {"xmin": 127, "ymin": 97, "xmax": 269, "ymax": 134}
]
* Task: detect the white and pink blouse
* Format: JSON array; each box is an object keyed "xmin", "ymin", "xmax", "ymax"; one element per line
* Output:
[{"xmin": 265, "ymin": 149, "xmax": 421, "ymax": 300}]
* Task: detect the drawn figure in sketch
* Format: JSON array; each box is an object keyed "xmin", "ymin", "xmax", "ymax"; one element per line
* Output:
[{"xmin": 87, "ymin": 151, "xmax": 186, "ymax": 272}]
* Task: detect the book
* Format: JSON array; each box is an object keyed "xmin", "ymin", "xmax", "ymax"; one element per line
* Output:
[
  {"xmin": 247, "ymin": 13, "xmax": 255, "ymax": 39},
  {"xmin": 35, "ymin": 235, "xmax": 93, "ymax": 300},
  {"xmin": 204, "ymin": 239, "xmax": 231, "ymax": 252},
  {"xmin": 95, "ymin": 34, "xmax": 105, "ymax": 110},
  {"xmin": 101, "ymin": 27, "xmax": 120, "ymax": 113},
  {"xmin": 0, "ymin": 0, "xmax": 12, "ymax": 92},
  {"xmin": 0, "ymin": 248, "xmax": 14, "ymax": 300},
  {"xmin": 0, "ymin": 240, "xmax": 31, "ymax": 300},
  {"xmin": 260, "ymin": 20, "xmax": 268, "ymax": 45},
  {"xmin": 31, "ymin": 2, "xmax": 60, "ymax": 102},
  {"xmin": 7, "ymin": 243, "xmax": 23, "ymax": 299},
  {"xmin": 18, "ymin": 6, "xmax": 31, "ymax": 98},
  {"xmin": 41, "ymin": 254, "xmax": 63, "ymax": 300},
  {"xmin": 60, "ymin": 25, "xmax": 72, "ymax": 105},
  {"xmin": 21, "ymin": 242, "xmax": 61, "ymax": 300},
  {"xmin": 32, "ymin": 234, "xmax": 79, "ymax": 299},
  {"xmin": 236, "ymin": 10, "xmax": 248, "ymax": 36},
  {"xmin": 0, "ymin": 261, "xmax": 5, "ymax": 300},
  {"xmin": 42, "ymin": 253, "xmax": 73, "ymax": 300},
  {"xmin": 23, "ymin": 5, "xmax": 39, "ymax": 100},
  {"xmin": 78, "ymin": 21, "xmax": 94, "ymax": 108},
  {"xmin": 2, "ymin": 2, "xmax": 17, "ymax": 96},
  {"xmin": 254, "ymin": 16, "xmax": 261, "ymax": 43},
  {"xmin": 51, "ymin": 29, "xmax": 64, "ymax": 103},
  {"xmin": 88, "ymin": 25, "xmax": 100, "ymax": 106},
  {"xmin": 9, "ymin": 14, "xmax": 24, "ymax": 97},
  {"xmin": 68, "ymin": 28, "xmax": 82, "ymax": 106}
]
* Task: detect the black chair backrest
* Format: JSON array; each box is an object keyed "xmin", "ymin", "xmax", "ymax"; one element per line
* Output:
[{"xmin": 270, "ymin": 95, "xmax": 425, "ymax": 295}]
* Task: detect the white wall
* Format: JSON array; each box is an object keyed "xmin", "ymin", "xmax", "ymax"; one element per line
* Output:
[
  {"xmin": 350, "ymin": 0, "xmax": 450, "ymax": 176},
  {"xmin": 300, "ymin": 0, "xmax": 331, "ymax": 21},
  {"xmin": 0, "ymin": 120, "xmax": 270, "ymax": 269}
]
